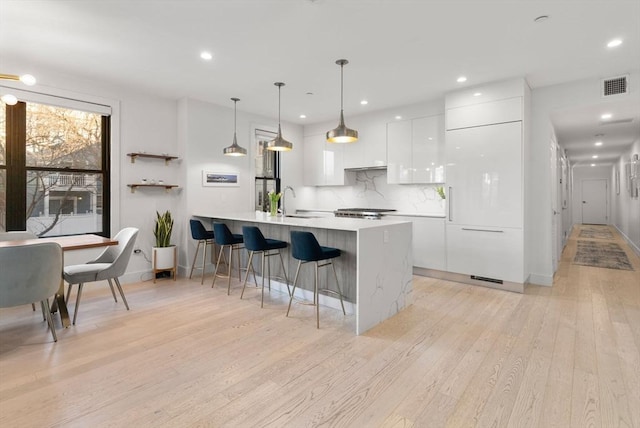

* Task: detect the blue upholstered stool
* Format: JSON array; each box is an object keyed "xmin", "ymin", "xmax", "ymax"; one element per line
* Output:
[
  {"xmin": 212, "ymin": 223, "xmax": 244, "ymax": 295},
  {"xmin": 241, "ymin": 226, "xmax": 290, "ymax": 308},
  {"xmin": 286, "ymin": 231, "xmax": 346, "ymax": 328},
  {"xmin": 188, "ymin": 219, "xmax": 216, "ymax": 284}
]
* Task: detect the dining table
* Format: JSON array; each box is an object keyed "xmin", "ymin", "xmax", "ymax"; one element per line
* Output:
[{"xmin": 0, "ymin": 234, "xmax": 118, "ymax": 328}]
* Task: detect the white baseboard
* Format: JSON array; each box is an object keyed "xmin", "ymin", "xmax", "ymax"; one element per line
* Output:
[
  {"xmin": 614, "ymin": 225, "xmax": 640, "ymax": 257},
  {"xmin": 527, "ymin": 273, "xmax": 553, "ymax": 287}
]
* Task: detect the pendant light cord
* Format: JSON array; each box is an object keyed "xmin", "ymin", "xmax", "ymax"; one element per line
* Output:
[
  {"xmin": 234, "ymin": 99, "xmax": 237, "ymax": 133},
  {"xmin": 340, "ymin": 62, "xmax": 344, "ymax": 111}
]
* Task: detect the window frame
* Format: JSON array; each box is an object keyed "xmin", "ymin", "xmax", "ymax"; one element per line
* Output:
[{"xmin": 2, "ymin": 100, "xmax": 112, "ymax": 237}]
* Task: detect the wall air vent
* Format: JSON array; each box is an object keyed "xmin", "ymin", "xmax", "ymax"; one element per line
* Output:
[{"xmin": 601, "ymin": 75, "xmax": 629, "ymax": 97}]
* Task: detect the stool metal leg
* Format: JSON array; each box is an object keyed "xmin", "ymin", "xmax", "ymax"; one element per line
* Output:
[
  {"xmin": 286, "ymin": 260, "xmax": 303, "ymax": 317},
  {"xmin": 227, "ymin": 245, "xmax": 233, "ymax": 295},
  {"xmin": 211, "ymin": 244, "xmax": 226, "ymax": 288},
  {"xmin": 241, "ymin": 250, "xmax": 258, "ymax": 299},
  {"xmin": 261, "ymin": 251, "xmax": 266, "ymax": 307},
  {"xmin": 331, "ymin": 262, "xmax": 346, "ymax": 315},
  {"xmin": 189, "ymin": 240, "xmax": 201, "ymax": 279},
  {"xmin": 279, "ymin": 252, "xmax": 291, "ymax": 296},
  {"xmin": 315, "ymin": 261, "xmax": 320, "ymax": 329},
  {"xmin": 200, "ymin": 240, "xmax": 208, "ymax": 284}
]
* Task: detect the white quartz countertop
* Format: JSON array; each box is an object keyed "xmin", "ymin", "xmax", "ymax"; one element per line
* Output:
[{"xmin": 194, "ymin": 211, "xmax": 411, "ymax": 232}]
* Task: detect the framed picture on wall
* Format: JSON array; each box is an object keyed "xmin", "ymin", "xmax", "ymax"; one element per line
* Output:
[{"xmin": 202, "ymin": 171, "xmax": 240, "ymax": 187}]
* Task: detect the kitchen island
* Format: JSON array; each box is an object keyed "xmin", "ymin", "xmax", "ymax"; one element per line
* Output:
[{"xmin": 194, "ymin": 211, "xmax": 413, "ymax": 334}]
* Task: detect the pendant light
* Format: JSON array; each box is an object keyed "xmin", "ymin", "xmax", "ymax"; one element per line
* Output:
[
  {"xmin": 0, "ymin": 72, "xmax": 36, "ymax": 105},
  {"xmin": 326, "ymin": 59, "xmax": 358, "ymax": 143},
  {"xmin": 266, "ymin": 82, "xmax": 293, "ymax": 152},
  {"xmin": 223, "ymin": 97, "xmax": 247, "ymax": 156}
]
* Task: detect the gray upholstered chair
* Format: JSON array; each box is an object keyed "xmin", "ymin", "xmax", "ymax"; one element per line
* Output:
[
  {"xmin": 0, "ymin": 242, "xmax": 63, "ymax": 342},
  {"xmin": 63, "ymin": 227, "xmax": 138, "ymax": 325},
  {"xmin": 0, "ymin": 231, "xmax": 40, "ymax": 311}
]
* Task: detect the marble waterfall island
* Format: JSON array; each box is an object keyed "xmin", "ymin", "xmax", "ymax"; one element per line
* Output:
[{"xmin": 194, "ymin": 212, "xmax": 413, "ymax": 334}]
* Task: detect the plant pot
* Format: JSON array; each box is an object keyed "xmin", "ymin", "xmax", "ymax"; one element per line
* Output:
[{"xmin": 152, "ymin": 245, "xmax": 177, "ymax": 282}]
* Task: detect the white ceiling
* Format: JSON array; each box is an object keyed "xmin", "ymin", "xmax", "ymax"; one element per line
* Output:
[{"xmin": 1, "ymin": 0, "xmax": 639, "ymax": 165}]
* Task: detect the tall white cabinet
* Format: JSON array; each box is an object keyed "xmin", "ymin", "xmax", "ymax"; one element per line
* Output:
[{"xmin": 445, "ymin": 79, "xmax": 529, "ymax": 290}]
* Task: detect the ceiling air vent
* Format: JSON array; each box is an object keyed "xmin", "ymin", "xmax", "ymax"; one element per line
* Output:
[{"xmin": 601, "ymin": 75, "xmax": 628, "ymax": 97}]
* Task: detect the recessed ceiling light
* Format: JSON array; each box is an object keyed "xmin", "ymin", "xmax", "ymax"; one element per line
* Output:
[
  {"xmin": 591, "ymin": 164, "xmax": 596, "ymax": 167},
  {"xmin": 595, "ymin": 141, "xmax": 603, "ymax": 146},
  {"xmin": 360, "ymin": 100, "xmax": 368, "ymax": 105},
  {"xmin": 534, "ymin": 15, "xmax": 550, "ymax": 23},
  {"xmin": 601, "ymin": 113, "xmax": 612, "ymax": 120},
  {"xmin": 473, "ymin": 92, "xmax": 482, "ymax": 97},
  {"xmin": 592, "ymin": 155, "xmax": 598, "ymax": 159},
  {"xmin": 306, "ymin": 92, "xmax": 314, "ymax": 96},
  {"xmin": 395, "ymin": 115, "xmax": 402, "ymax": 120},
  {"xmin": 428, "ymin": 137, "xmax": 433, "ymax": 141},
  {"xmin": 457, "ymin": 76, "xmax": 467, "ymax": 83},
  {"xmin": 200, "ymin": 51, "xmax": 213, "ymax": 60},
  {"xmin": 607, "ymin": 39, "xmax": 622, "ymax": 48},
  {"xmin": 299, "ymin": 114, "xmax": 307, "ymax": 119}
]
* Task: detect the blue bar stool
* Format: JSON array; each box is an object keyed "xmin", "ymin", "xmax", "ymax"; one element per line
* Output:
[
  {"xmin": 286, "ymin": 231, "xmax": 346, "ymax": 329},
  {"xmin": 241, "ymin": 226, "xmax": 290, "ymax": 308},
  {"xmin": 188, "ymin": 219, "xmax": 216, "ymax": 284},
  {"xmin": 212, "ymin": 223, "xmax": 244, "ymax": 295}
]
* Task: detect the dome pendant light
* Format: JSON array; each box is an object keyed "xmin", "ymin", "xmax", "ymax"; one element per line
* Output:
[
  {"xmin": 266, "ymin": 82, "xmax": 293, "ymax": 152},
  {"xmin": 223, "ymin": 97, "xmax": 247, "ymax": 156},
  {"xmin": 326, "ymin": 59, "xmax": 358, "ymax": 143}
]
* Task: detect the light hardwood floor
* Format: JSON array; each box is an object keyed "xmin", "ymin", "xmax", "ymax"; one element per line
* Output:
[{"xmin": 1, "ymin": 225, "xmax": 639, "ymax": 427}]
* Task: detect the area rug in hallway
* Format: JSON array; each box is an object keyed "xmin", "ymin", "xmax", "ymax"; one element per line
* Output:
[
  {"xmin": 578, "ymin": 226, "xmax": 615, "ymax": 240},
  {"xmin": 573, "ymin": 240, "xmax": 634, "ymax": 271}
]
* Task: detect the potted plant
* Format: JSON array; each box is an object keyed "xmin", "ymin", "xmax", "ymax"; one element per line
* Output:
[{"xmin": 152, "ymin": 210, "xmax": 176, "ymax": 281}]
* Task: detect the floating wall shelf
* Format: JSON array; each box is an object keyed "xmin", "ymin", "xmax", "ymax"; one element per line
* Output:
[
  {"xmin": 127, "ymin": 184, "xmax": 179, "ymax": 193},
  {"xmin": 127, "ymin": 152, "xmax": 179, "ymax": 165}
]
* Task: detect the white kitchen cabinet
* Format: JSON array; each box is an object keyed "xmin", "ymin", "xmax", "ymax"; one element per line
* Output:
[
  {"xmin": 445, "ymin": 225, "xmax": 523, "ymax": 283},
  {"xmin": 446, "ymin": 97, "xmax": 522, "ymax": 131},
  {"xmin": 446, "ymin": 121, "xmax": 522, "ymax": 228},
  {"xmin": 387, "ymin": 114, "xmax": 444, "ymax": 184},
  {"xmin": 391, "ymin": 216, "xmax": 446, "ymax": 271},
  {"xmin": 343, "ymin": 117, "xmax": 387, "ymax": 169},
  {"xmin": 444, "ymin": 78, "xmax": 528, "ymax": 289},
  {"xmin": 303, "ymin": 133, "xmax": 346, "ymax": 186},
  {"xmin": 413, "ymin": 115, "xmax": 445, "ymax": 184},
  {"xmin": 387, "ymin": 120, "xmax": 412, "ymax": 183}
]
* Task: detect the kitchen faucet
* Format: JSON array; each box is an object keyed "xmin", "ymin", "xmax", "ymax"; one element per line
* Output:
[{"xmin": 282, "ymin": 186, "xmax": 296, "ymax": 216}]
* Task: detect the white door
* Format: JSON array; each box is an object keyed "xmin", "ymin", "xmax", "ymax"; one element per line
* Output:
[
  {"xmin": 550, "ymin": 138, "xmax": 559, "ymax": 272},
  {"xmin": 581, "ymin": 179, "xmax": 608, "ymax": 224}
]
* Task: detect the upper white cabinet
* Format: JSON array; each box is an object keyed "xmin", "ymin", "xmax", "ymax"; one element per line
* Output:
[
  {"xmin": 303, "ymin": 133, "xmax": 346, "ymax": 186},
  {"xmin": 446, "ymin": 97, "xmax": 522, "ymax": 130},
  {"xmin": 387, "ymin": 114, "xmax": 445, "ymax": 184},
  {"xmin": 342, "ymin": 118, "xmax": 387, "ymax": 169},
  {"xmin": 387, "ymin": 119, "xmax": 412, "ymax": 183}
]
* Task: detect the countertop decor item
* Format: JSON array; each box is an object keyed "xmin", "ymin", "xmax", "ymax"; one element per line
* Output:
[
  {"xmin": 266, "ymin": 82, "xmax": 293, "ymax": 152},
  {"xmin": 436, "ymin": 186, "xmax": 446, "ymax": 199},
  {"xmin": 268, "ymin": 189, "xmax": 281, "ymax": 216},
  {"xmin": 223, "ymin": 97, "xmax": 247, "ymax": 156},
  {"xmin": 326, "ymin": 59, "xmax": 358, "ymax": 143}
]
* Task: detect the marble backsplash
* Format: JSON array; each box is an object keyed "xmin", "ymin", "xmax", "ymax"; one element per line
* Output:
[{"xmin": 296, "ymin": 169, "xmax": 446, "ymax": 215}]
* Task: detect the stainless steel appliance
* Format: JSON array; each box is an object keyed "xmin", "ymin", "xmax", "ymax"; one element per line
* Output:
[{"xmin": 333, "ymin": 208, "xmax": 397, "ymax": 219}]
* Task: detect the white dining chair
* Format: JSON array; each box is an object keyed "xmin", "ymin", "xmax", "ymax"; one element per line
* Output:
[
  {"xmin": 0, "ymin": 242, "xmax": 63, "ymax": 342},
  {"xmin": 0, "ymin": 231, "xmax": 41, "ymax": 312},
  {"xmin": 63, "ymin": 227, "xmax": 138, "ymax": 325}
]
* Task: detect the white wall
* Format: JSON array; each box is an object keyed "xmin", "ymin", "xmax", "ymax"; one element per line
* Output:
[
  {"xmin": 179, "ymin": 97, "xmax": 303, "ymax": 268},
  {"xmin": 612, "ymin": 139, "xmax": 640, "ymax": 254},
  {"xmin": 3, "ymin": 61, "xmax": 304, "ymax": 281}
]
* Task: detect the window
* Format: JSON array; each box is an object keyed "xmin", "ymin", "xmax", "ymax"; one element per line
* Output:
[{"xmin": 0, "ymin": 99, "xmax": 110, "ymax": 237}]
